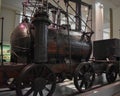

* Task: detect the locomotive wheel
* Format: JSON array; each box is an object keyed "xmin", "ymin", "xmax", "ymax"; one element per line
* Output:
[
  {"xmin": 16, "ymin": 64, "xmax": 56, "ymax": 96},
  {"xmin": 106, "ymin": 64, "xmax": 117, "ymax": 83},
  {"xmin": 74, "ymin": 62, "xmax": 95, "ymax": 92}
]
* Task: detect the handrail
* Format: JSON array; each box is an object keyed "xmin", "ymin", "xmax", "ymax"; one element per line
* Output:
[{"xmin": 0, "ymin": 17, "xmax": 4, "ymax": 66}]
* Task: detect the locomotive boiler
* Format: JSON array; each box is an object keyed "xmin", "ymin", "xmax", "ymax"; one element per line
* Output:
[{"xmin": 10, "ymin": 21, "xmax": 92, "ymax": 64}]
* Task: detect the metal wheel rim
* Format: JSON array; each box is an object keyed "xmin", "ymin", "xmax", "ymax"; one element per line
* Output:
[
  {"xmin": 106, "ymin": 65, "xmax": 117, "ymax": 83},
  {"xmin": 16, "ymin": 64, "xmax": 56, "ymax": 96},
  {"xmin": 74, "ymin": 63, "xmax": 95, "ymax": 92}
]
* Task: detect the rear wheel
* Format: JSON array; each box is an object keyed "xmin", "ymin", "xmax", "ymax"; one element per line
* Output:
[
  {"xmin": 16, "ymin": 64, "xmax": 56, "ymax": 96},
  {"xmin": 106, "ymin": 64, "xmax": 117, "ymax": 83},
  {"xmin": 74, "ymin": 62, "xmax": 95, "ymax": 92}
]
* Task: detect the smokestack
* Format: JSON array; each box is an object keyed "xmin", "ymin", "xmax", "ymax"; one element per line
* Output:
[{"xmin": 32, "ymin": 9, "xmax": 50, "ymax": 64}]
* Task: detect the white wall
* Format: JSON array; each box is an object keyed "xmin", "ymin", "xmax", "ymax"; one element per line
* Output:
[
  {"xmin": 113, "ymin": 7, "xmax": 120, "ymax": 39},
  {"xmin": 0, "ymin": 7, "xmax": 16, "ymax": 44},
  {"xmin": 0, "ymin": 0, "xmax": 1, "ymax": 12},
  {"xmin": 0, "ymin": 0, "xmax": 22, "ymax": 44},
  {"xmin": 94, "ymin": 0, "xmax": 116, "ymax": 40},
  {"xmin": 95, "ymin": 2, "xmax": 104, "ymax": 40}
]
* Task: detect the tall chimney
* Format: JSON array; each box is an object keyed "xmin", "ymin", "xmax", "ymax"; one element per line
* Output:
[{"xmin": 32, "ymin": 9, "xmax": 50, "ymax": 64}]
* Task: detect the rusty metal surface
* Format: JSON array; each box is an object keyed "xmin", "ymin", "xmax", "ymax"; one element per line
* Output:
[{"xmin": 10, "ymin": 23, "xmax": 92, "ymax": 63}]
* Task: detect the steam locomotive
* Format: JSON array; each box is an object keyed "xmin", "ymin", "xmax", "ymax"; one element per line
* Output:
[
  {"xmin": 10, "ymin": 11, "xmax": 94, "ymax": 95},
  {"xmin": 0, "ymin": 0, "xmax": 119, "ymax": 96},
  {"xmin": 9, "ymin": 0, "xmax": 95, "ymax": 95}
]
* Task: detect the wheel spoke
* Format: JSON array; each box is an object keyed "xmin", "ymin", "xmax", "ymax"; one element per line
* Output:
[
  {"xmin": 90, "ymin": 75, "xmax": 93, "ymax": 81},
  {"xmin": 78, "ymin": 75, "xmax": 83, "ymax": 81},
  {"xmin": 82, "ymin": 65, "xmax": 89, "ymax": 74},
  {"xmin": 78, "ymin": 71, "xmax": 83, "ymax": 76},
  {"xmin": 33, "ymin": 91, "xmax": 38, "ymax": 96},
  {"xmin": 85, "ymin": 82, "xmax": 88, "ymax": 89},
  {"xmin": 45, "ymin": 86, "xmax": 50, "ymax": 92},
  {"xmin": 39, "ymin": 91, "xmax": 43, "ymax": 96},
  {"xmin": 77, "ymin": 75, "xmax": 80, "ymax": 80},
  {"xmin": 74, "ymin": 63, "xmax": 95, "ymax": 93},
  {"xmin": 24, "ymin": 88, "xmax": 33, "ymax": 96},
  {"xmin": 86, "ymin": 65, "xmax": 92, "ymax": 72},
  {"xmin": 16, "ymin": 65, "xmax": 56, "ymax": 96},
  {"xmin": 106, "ymin": 65, "xmax": 117, "ymax": 83},
  {"xmin": 80, "ymin": 80, "xmax": 84, "ymax": 88}
]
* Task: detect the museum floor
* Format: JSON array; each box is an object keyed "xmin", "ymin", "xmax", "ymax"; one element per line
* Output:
[{"xmin": 0, "ymin": 74, "xmax": 120, "ymax": 96}]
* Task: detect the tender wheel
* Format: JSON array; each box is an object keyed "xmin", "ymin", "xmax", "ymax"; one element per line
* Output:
[
  {"xmin": 16, "ymin": 64, "xmax": 56, "ymax": 96},
  {"xmin": 106, "ymin": 64, "xmax": 117, "ymax": 83},
  {"xmin": 74, "ymin": 62, "xmax": 95, "ymax": 92}
]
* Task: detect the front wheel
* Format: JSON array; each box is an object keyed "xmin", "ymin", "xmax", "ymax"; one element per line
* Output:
[
  {"xmin": 16, "ymin": 64, "xmax": 56, "ymax": 96},
  {"xmin": 74, "ymin": 62, "xmax": 95, "ymax": 92}
]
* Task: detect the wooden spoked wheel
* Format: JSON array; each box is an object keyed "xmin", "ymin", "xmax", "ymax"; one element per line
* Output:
[
  {"xmin": 74, "ymin": 62, "xmax": 95, "ymax": 92},
  {"xmin": 106, "ymin": 64, "xmax": 117, "ymax": 83},
  {"xmin": 16, "ymin": 64, "xmax": 56, "ymax": 96}
]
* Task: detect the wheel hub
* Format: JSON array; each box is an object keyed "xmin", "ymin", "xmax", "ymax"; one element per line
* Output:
[
  {"xmin": 34, "ymin": 77, "xmax": 47, "ymax": 91},
  {"xmin": 84, "ymin": 73, "xmax": 92, "ymax": 81}
]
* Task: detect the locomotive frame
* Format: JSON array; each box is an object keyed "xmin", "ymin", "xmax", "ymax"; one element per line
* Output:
[{"xmin": 0, "ymin": 0, "xmax": 119, "ymax": 96}]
